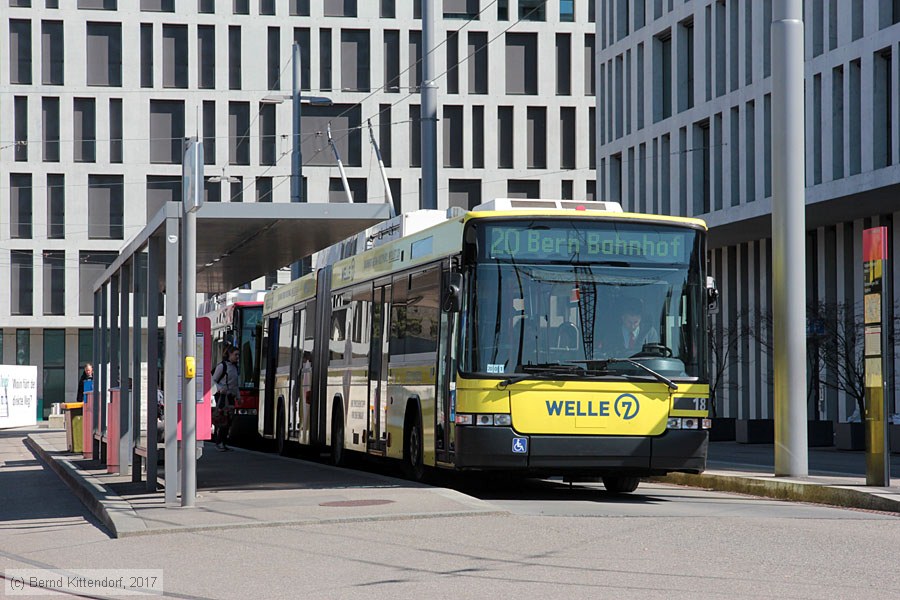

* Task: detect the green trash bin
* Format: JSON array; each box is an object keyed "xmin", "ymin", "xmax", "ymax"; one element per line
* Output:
[{"xmin": 64, "ymin": 403, "xmax": 84, "ymax": 454}]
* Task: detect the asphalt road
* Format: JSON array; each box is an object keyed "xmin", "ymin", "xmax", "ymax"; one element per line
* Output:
[{"xmin": 2, "ymin": 429, "xmax": 899, "ymax": 600}]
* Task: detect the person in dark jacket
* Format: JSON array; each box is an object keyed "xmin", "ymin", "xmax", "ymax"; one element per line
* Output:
[
  {"xmin": 212, "ymin": 346, "xmax": 240, "ymax": 451},
  {"xmin": 76, "ymin": 363, "xmax": 93, "ymax": 404}
]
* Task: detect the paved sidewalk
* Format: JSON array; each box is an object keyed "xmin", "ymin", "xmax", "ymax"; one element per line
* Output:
[
  {"xmin": 657, "ymin": 441, "xmax": 900, "ymax": 513},
  {"xmin": 26, "ymin": 430, "xmax": 503, "ymax": 538}
]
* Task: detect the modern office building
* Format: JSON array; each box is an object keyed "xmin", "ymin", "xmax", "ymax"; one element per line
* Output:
[
  {"xmin": 1, "ymin": 0, "xmax": 598, "ymax": 412},
  {"xmin": 595, "ymin": 0, "xmax": 900, "ymax": 427}
]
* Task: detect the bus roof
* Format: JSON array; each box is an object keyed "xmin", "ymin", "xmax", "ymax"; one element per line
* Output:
[{"xmin": 263, "ymin": 272, "xmax": 317, "ymax": 316}]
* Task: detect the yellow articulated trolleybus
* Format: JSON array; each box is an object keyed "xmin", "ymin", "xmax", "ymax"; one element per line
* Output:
[{"xmin": 259, "ymin": 199, "xmax": 716, "ymax": 493}]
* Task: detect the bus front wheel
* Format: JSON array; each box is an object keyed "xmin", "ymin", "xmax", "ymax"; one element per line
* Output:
[
  {"xmin": 602, "ymin": 475, "xmax": 640, "ymax": 493},
  {"xmin": 403, "ymin": 410, "xmax": 425, "ymax": 482}
]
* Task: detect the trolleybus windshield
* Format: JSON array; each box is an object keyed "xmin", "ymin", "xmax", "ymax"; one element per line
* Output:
[
  {"xmin": 462, "ymin": 219, "xmax": 706, "ymax": 381},
  {"xmin": 237, "ymin": 306, "xmax": 263, "ymax": 389}
]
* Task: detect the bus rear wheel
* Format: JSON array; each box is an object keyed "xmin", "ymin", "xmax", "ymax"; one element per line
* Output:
[
  {"xmin": 403, "ymin": 410, "xmax": 425, "ymax": 482},
  {"xmin": 602, "ymin": 475, "xmax": 640, "ymax": 493},
  {"xmin": 331, "ymin": 402, "xmax": 345, "ymax": 467}
]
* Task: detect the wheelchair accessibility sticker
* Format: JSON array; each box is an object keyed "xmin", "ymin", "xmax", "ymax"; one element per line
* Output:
[{"xmin": 512, "ymin": 437, "xmax": 528, "ymax": 453}]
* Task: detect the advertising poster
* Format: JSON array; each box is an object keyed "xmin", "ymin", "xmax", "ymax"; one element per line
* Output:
[{"xmin": 0, "ymin": 365, "xmax": 38, "ymax": 429}]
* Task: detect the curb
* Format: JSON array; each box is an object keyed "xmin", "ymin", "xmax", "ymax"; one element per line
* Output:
[
  {"xmin": 655, "ymin": 472, "xmax": 900, "ymax": 514},
  {"xmin": 26, "ymin": 434, "xmax": 147, "ymax": 539}
]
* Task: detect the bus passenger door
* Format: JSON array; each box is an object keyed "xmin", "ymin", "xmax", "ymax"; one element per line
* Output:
[
  {"xmin": 261, "ymin": 316, "xmax": 280, "ymax": 438},
  {"xmin": 436, "ymin": 267, "xmax": 459, "ymax": 463},
  {"xmin": 368, "ymin": 283, "xmax": 390, "ymax": 453}
]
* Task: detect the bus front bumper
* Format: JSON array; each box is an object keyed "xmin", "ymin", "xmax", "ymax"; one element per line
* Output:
[{"xmin": 454, "ymin": 427, "xmax": 708, "ymax": 475}]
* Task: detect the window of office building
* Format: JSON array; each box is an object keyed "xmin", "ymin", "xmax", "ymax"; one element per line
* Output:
[
  {"xmin": 43, "ymin": 252, "xmax": 65, "ymax": 316},
  {"xmin": 561, "ymin": 180, "xmax": 574, "ymax": 200},
  {"xmin": 202, "ymin": 101, "xmax": 216, "ymax": 164},
  {"xmin": 141, "ymin": 24, "xmax": 153, "ymax": 87},
  {"xmin": 162, "ymin": 24, "xmax": 188, "ymax": 88},
  {"xmin": 519, "ymin": 0, "xmax": 545, "ymax": 20},
  {"xmin": 141, "ymin": 0, "xmax": 174, "ymax": 11},
  {"xmin": 341, "ymin": 30, "xmax": 370, "ymax": 92},
  {"xmin": 79, "ymin": 0, "xmax": 116, "ymax": 7},
  {"xmin": 14, "ymin": 97, "xmax": 28, "ymax": 162},
  {"xmin": 146, "ymin": 176, "xmax": 180, "ymax": 220},
  {"xmin": 556, "ymin": 34, "xmax": 571, "ymax": 96},
  {"xmin": 381, "ymin": 0, "xmax": 395, "ymax": 18},
  {"xmin": 229, "ymin": 26, "xmax": 241, "ymax": 90},
  {"xmin": 409, "ymin": 104, "xmax": 422, "ymax": 167},
  {"xmin": 384, "ymin": 30, "xmax": 400, "ymax": 92},
  {"xmin": 468, "ymin": 32, "xmax": 488, "ymax": 94},
  {"xmin": 445, "ymin": 0, "xmax": 479, "ymax": 19},
  {"xmin": 43, "ymin": 97, "xmax": 61, "ymax": 161},
  {"xmin": 79, "ymin": 251, "xmax": 116, "ymax": 315},
  {"xmin": 508, "ymin": 180, "xmax": 540, "ymax": 198},
  {"xmin": 109, "ymin": 98, "xmax": 123, "ymax": 163},
  {"xmin": 560, "ymin": 107, "xmax": 576, "ymax": 169},
  {"xmin": 43, "ymin": 330, "xmax": 65, "ymax": 405},
  {"xmin": 233, "ymin": 0, "xmax": 249, "ymax": 14},
  {"xmin": 16, "ymin": 329, "xmax": 31, "ymax": 365},
  {"xmin": 10, "ymin": 19, "xmax": 32, "ymax": 85},
  {"xmin": 874, "ymin": 48, "xmax": 893, "ymax": 168},
  {"xmin": 47, "ymin": 0, "xmax": 59, "ymax": 7},
  {"xmin": 256, "ymin": 177, "xmax": 273, "ymax": 202},
  {"xmin": 260, "ymin": 0, "xmax": 275, "ymax": 15},
  {"xmin": 42, "ymin": 20, "xmax": 64, "ymax": 85},
  {"xmin": 506, "ymin": 33, "xmax": 537, "ymax": 95},
  {"xmin": 197, "ymin": 25, "xmax": 215, "ymax": 89},
  {"xmin": 292, "ymin": 28, "xmax": 312, "ymax": 91},
  {"xmin": 48, "ymin": 174, "xmax": 65, "ymax": 239},
  {"xmin": 325, "ymin": 0, "xmax": 356, "ymax": 16},
  {"xmin": 409, "ymin": 31, "xmax": 422, "ymax": 92},
  {"xmin": 204, "ymin": 180, "xmax": 221, "ymax": 203},
  {"xmin": 78, "ymin": 329, "xmax": 92, "ymax": 371},
  {"xmin": 560, "ymin": 0, "xmax": 574, "ymax": 22},
  {"xmin": 149, "ymin": 99, "xmax": 185, "ymax": 164},
  {"xmin": 497, "ymin": 0, "xmax": 508, "ymax": 20},
  {"xmin": 260, "ymin": 103, "xmax": 276, "ymax": 166},
  {"xmin": 678, "ymin": 18, "xmax": 694, "ymax": 112},
  {"xmin": 448, "ymin": 180, "xmax": 481, "ymax": 210},
  {"xmin": 584, "ymin": 34, "xmax": 595, "ymax": 96},
  {"xmin": 379, "ymin": 105, "xmax": 392, "ymax": 166},
  {"xmin": 472, "ymin": 105, "xmax": 484, "ymax": 168},
  {"xmin": 198, "ymin": 0, "xmax": 214, "ymax": 13},
  {"xmin": 86, "ymin": 22, "xmax": 121, "ymax": 86},
  {"xmin": 11, "ymin": 0, "xmax": 32, "ymax": 5},
  {"xmin": 11, "ymin": 251, "xmax": 34, "ymax": 316},
  {"xmin": 446, "ymin": 30, "xmax": 459, "ymax": 94},
  {"xmin": 654, "ymin": 30, "xmax": 672, "ymax": 121},
  {"xmin": 229, "ymin": 179, "xmax": 244, "ymax": 203},
  {"xmin": 10, "ymin": 174, "xmax": 33, "ymax": 240},
  {"xmin": 88, "ymin": 175, "xmax": 124, "ymax": 239},
  {"xmin": 289, "ymin": 0, "xmax": 309, "ymax": 16},
  {"xmin": 443, "ymin": 106, "xmax": 464, "ymax": 168},
  {"xmin": 267, "ymin": 27, "xmax": 280, "ymax": 90},
  {"xmin": 329, "ymin": 178, "xmax": 366, "ymax": 203},
  {"xmin": 498, "ymin": 106, "xmax": 514, "ymax": 168},
  {"xmin": 527, "ymin": 107, "xmax": 546, "ymax": 169},
  {"xmin": 320, "ymin": 28, "xmax": 333, "ymax": 91},
  {"xmin": 229, "ymin": 102, "xmax": 250, "ymax": 165}
]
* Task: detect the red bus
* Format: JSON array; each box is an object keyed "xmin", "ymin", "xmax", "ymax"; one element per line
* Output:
[{"xmin": 199, "ymin": 291, "xmax": 266, "ymax": 440}]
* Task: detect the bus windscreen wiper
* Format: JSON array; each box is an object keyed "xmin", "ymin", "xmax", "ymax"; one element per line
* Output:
[
  {"xmin": 497, "ymin": 363, "xmax": 585, "ymax": 388},
  {"xmin": 569, "ymin": 358, "xmax": 678, "ymax": 391}
]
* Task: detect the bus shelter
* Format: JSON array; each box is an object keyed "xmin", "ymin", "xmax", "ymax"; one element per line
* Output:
[{"xmin": 87, "ymin": 200, "xmax": 392, "ymax": 504}]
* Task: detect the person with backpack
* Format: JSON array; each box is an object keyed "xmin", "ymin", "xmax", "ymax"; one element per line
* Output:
[{"xmin": 212, "ymin": 345, "xmax": 240, "ymax": 451}]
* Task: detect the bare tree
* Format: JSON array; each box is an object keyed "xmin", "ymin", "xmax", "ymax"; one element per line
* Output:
[
  {"xmin": 708, "ymin": 310, "xmax": 754, "ymax": 418},
  {"xmin": 808, "ymin": 301, "xmax": 865, "ymax": 420}
]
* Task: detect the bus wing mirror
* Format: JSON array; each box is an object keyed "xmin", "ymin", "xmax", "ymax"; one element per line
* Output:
[
  {"xmin": 706, "ymin": 276, "xmax": 719, "ymax": 314},
  {"xmin": 444, "ymin": 272, "xmax": 463, "ymax": 312}
]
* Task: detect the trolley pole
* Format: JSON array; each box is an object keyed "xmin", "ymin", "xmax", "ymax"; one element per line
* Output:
[
  {"xmin": 421, "ymin": 0, "xmax": 438, "ymax": 210},
  {"xmin": 291, "ymin": 41, "xmax": 304, "ymax": 279},
  {"xmin": 771, "ymin": 0, "xmax": 808, "ymax": 477}
]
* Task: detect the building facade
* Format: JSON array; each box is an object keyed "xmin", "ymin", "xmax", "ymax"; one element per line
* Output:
[
  {"xmin": 2, "ymin": 0, "xmax": 598, "ymax": 412},
  {"xmin": 596, "ymin": 0, "xmax": 900, "ymax": 424}
]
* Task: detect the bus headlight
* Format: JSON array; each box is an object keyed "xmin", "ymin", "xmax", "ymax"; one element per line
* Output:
[
  {"xmin": 493, "ymin": 414, "xmax": 512, "ymax": 426},
  {"xmin": 455, "ymin": 414, "xmax": 473, "ymax": 425},
  {"xmin": 667, "ymin": 418, "xmax": 682, "ymax": 429},
  {"xmin": 475, "ymin": 414, "xmax": 494, "ymax": 426}
]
